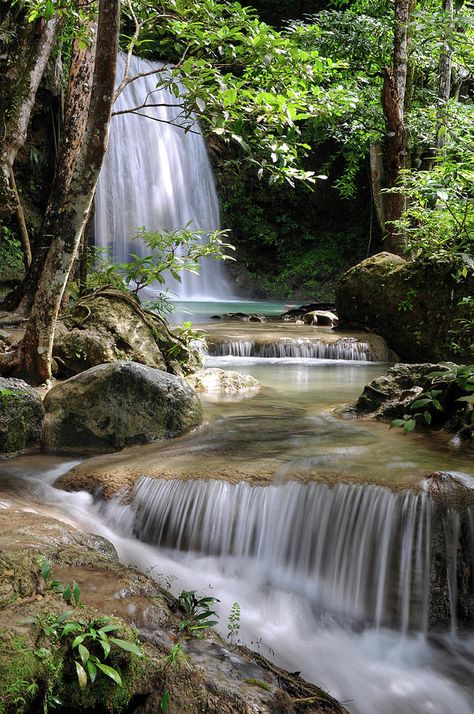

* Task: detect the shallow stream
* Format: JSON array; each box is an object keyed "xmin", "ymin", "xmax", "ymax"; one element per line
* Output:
[{"xmin": 1, "ymin": 355, "xmax": 474, "ymax": 714}]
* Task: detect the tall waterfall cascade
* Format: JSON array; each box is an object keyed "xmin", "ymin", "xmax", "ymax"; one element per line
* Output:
[
  {"xmin": 129, "ymin": 477, "xmax": 474, "ymax": 633},
  {"xmin": 95, "ymin": 54, "xmax": 231, "ymax": 300}
]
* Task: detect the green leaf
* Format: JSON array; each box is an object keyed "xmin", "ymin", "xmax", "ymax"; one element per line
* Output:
[
  {"xmin": 411, "ymin": 398, "xmax": 432, "ymax": 409},
  {"xmin": 98, "ymin": 624, "xmax": 121, "ymax": 635},
  {"xmin": 160, "ymin": 690, "xmax": 170, "ymax": 712},
  {"xmin": 72, "ymin": 635, "xmax": 85, "ymax": 649},
  {"xmin": 389, "ymin": 419, "xmax": 406, "ymax": 429},
  {"xmin": 61, "ymin": 623, "xmax": 81, "ymax": 637},
  {"xmin": 75, "ymin": 661, "xmax": 88, "ymax": 690},
  {"xmin": 99, "ymin": 638, "xmax": 111, "ymax": 658},
  {"xmin": 423, "ymin": 411, "xmax": 432, "ymax": 425},
  {"xmin": 457, "ymin": 395, "xmax": 474, "ymax": 403},
  {"xmin": 78, "ymin": 643, "xmax": 90, "ymax": 665},
  {"xmin": 72, "ymin": 581, "xmax": 81, "ymax": 607},
  {"xmin": 96, "ymin": 662, "xmax": 123, "ymax": 686},
  {"xmin": 86, "ymin": 658, "xmax": 97, "ymax": 685},
  {"xmin": 403, "ymin": 419, "xmax": 417, "ymax": 434},
  {"xmin": 110, "ymin": 638, "xmax": 143, "ymax": 656}
]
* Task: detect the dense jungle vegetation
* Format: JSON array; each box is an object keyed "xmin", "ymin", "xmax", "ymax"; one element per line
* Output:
[{"xmin": 0, "ymin": 0, "xmax": 473, "ymax": 380}]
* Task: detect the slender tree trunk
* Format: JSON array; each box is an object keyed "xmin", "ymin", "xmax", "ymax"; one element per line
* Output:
[
  {"xmin": 436, "ymin": 0, "xmax": 454, "ymax": 150},
  {"xmin": 18, "ymin": 19, "xmax": 98, "ymax": 315},
  {"xmin": 369, "ymin": 142, "xmax": 385, "ymax": 235},
  {"xmin": 0, "ymin": 11, "xmax": 60, "ymax": 215},
  {"xmin": 10, "ymin": 169, "xmax": 32, "ymax": 268},
  {"xmin": 14, "ymin": 0, "xmax": 120, "ymax": 385},
  {"xmin": 381, "ymin": 0, "xmax": 412, "ymax": 254}
]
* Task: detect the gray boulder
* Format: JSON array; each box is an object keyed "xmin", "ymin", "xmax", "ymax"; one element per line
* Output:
[
  {"xmin": 0, "ymin": 377, "xmax": 45, "ymax": 456},
  {"xmin": 350, "ymin": 363, "xmax": 438, "ymax": 420},
  {"xmin": 43, "ymin": 361, "xmax": 203, "ymax": 452}
]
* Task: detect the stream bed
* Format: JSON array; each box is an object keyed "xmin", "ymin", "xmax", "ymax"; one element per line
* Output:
[{"xmin": 1, "ymin": 357, "xmax": 474, "ymax": 714}]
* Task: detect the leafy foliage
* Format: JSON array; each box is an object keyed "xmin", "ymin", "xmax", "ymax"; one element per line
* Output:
[
  {"xmin": 390, "ymin": 363, "xmax": 474, "ymax": 434},
  {"xmin": 177, "ymin": 590, "xmax": 220, "ymax": 636},
  {"xmin": 33, "ymin": 557, "xmax": 143, "ymax": 693}
]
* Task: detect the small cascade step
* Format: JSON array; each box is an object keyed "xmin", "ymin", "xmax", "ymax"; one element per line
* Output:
[
  {"xmin": 206, "ymin": 338, "xmax": 371, "ymax": 360},
  {"xmin": 130, "ymin": 477, "xmax": 474, "ymax": 634}
]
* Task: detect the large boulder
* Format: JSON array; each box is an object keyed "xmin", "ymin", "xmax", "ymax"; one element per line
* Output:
[
  {"xmin": 350, "ymin": 363, "xmax": 438, "ymax": 421},
  {"xmin": 43, "ymin": 361, "xmax": 203, "ymax": 452},
  {"xmin": 53, "ymin": 290, "xmax": 200, "ymax": 377},
  {"xmin": 336, "ymin": 252, "xmax": 472, "ymax": 362},
  {"xmin": 0, "ymin": 377, "xmax": 45, "ymax": 456}
]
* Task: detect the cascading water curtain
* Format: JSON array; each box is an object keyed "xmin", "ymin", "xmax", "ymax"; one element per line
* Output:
[
  {"xmin": 95, "ymin": 53, "xmax": 231, "ymax": 300},
  {"xmin": 130, "ymin": 478, "xmax": 474, "ymax": 634}
]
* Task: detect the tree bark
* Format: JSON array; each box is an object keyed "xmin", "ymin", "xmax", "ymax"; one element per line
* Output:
[
  {"xmin": 0, "ymin": 10, "xmax": 60, "ymax": 215},
  {"xmin": 436, "ymin": 0, "xmax": 454, "ymax": 150},
  {"xmin": 14, "ymin": 0, "xmax": 120, "ymax": 385},
  {"xmin": 381, "ymin": 0, "xmax": 412, "ymax": 254},
  {"xmin": 18, "ymin": 19, "xmax": 98, "ymax": 315}
]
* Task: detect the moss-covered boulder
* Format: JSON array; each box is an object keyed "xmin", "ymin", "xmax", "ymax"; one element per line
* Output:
[
  {"xmin": 0, "ymin": 377, "xmax": 45, "ymax": 456},
  {"xmin": 43, "ymin": 361, "xmax": 203, "ymax": 453},
  {"xmin": 335, "ymin": 252, "xmax": 472, "ymax": 362},
  {"xmin": 53, "ymin": 289, "xmax": 201, "ymax": 378}
]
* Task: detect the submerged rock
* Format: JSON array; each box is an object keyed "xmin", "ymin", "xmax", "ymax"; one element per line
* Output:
[
  {"xmin": 186, "ymin": 368, "xmax": 261, "ymax": 398},
  {"xmin": 0, "ymin": 377, "xmax": 45, "ymax": 456},
  {"xmin": 336, "ymin": 252, "xmax": 472, "ymax": 362},
  {"xmin": 43, "ymin": 361, "xmax": 203, "ymax": 453}
]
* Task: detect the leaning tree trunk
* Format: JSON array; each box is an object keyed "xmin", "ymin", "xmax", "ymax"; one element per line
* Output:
[
  {"xmin": 0, "ymin": 9, "xmax": 60, "ymax": 215},
  {"xmin": 18, "ymin": 19, "xmax": 98, "ymax": 315},
  {"xmin": 14, "ymin": 0, "xmax": 120, "ymax": 385},
  {"xmin": 381, "ymin": 0, "xmax": 412, "ymax": 254}
]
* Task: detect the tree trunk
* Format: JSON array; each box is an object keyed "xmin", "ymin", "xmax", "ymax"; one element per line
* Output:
[
  {"xmin": 0, "ymin": 9, "xmax": 60, "ymax": 215},
  {"xmin": 381, "ymin": 0, "xmax": 412, "ymax": 254},
  {"xmin": 18, "ymin": 19, "xmax": 98, "ymax": 315},
  {"xmin": 436, "ymin": 0, "xmax": 454, "ymax": 150},
  {"xmin": 369, "ymin": 142, "xmax": 385, "ymax": 235},
  {"xmin": 14, "ymin": 0, "xmax": 120, "ymax": 385}
]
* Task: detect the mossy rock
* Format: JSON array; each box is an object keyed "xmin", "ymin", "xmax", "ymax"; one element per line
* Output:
[
  {"xmin": 336, "ymin": 252, "xmax": 472, "ymax": 362},
  {"xmin": 0, "ymin": 377, "xmax": 45, "ymax": 456},
  {"xmin": 43, "ymin": 361, "xmax": 203, "ymax": 453},
  {"xmin": 54, "ymin": 291, "xmax": 201, "ymax": 378}
]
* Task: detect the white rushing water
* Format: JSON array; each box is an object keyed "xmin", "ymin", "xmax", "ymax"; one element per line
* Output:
[
  {"xmin": 2, "ymin": 457, "xmax": 474, "ymax": 714},
  {"xmin": 206, "ymin": 338, "xmax": 371, "ymax": 360},
  {"xmin": 2, "ymin": 352, "xmax": 474, "ymax": 714},
  {"xmin": 95, "ymin": 54, "xmax": 231, "ymax": 300}
]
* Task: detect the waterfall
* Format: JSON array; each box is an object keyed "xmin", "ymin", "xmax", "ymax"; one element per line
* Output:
[
  {"xmin": 95, "ymin": 54, "xmax": 231, "ymax": 300},
  {"xmin": 206, "ymin": 338, "xmax": 371, "ymax": 360},
  {"xmin": 130, "ymin": 478, "xmax": 474, "ymax": 633}
]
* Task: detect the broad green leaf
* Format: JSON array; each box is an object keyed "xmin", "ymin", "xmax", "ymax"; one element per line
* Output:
[
  {"xmin": 75, "ymin": 661, "xmax": 88, "ymax": 690},
  {"xmin": 86, "ymin": 658, "xmax": 97, "ymax": 684},
  {"xmin": 96, "ymin": 662, "xmax": 123, "ymax": 686},
  {"xmin": 110, "ymin": 638, "xmax": 143, "ymax": 656},
  {"xmin": 78, "ymin": 644, "xmax": 90, "ymax": 665}
]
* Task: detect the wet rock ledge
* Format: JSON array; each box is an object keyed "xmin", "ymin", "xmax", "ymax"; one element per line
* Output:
[{"xmin": 0, "ymin": 493, "xmax": 346, "ymax": 714}]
